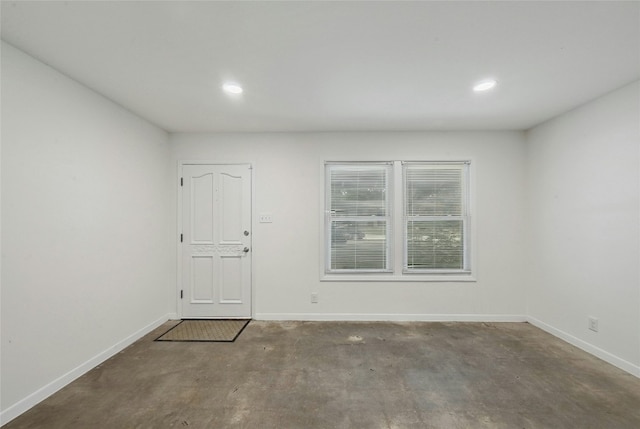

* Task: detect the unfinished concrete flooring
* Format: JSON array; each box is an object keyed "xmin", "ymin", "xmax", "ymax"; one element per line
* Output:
[{"xmin": 4, "ymin": 321, "xmax": 640, "ymax": 428}]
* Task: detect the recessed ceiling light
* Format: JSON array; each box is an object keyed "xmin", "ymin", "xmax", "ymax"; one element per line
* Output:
[
  {"xmin": 473, "ymin": 79, "xmax": 497, "ymax": 92},
  {"xmin": 222, "ymin": 82, "xmax": 243, "ymax": 95}
]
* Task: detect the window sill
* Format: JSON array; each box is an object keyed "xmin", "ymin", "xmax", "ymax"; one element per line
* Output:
[{"xmin": 320, "ymin": 273, "xmax": 476, "ymax": 282}]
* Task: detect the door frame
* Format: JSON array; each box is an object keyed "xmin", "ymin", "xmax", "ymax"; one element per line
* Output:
[{"xmin": 176, "ymin": 161, "xmax": 255, "ymax": 319}]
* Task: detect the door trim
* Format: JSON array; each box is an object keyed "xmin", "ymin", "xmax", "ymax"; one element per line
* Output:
[{"xmin": 176, "ymin": 161, "xmax": 255, "ymax": 319}]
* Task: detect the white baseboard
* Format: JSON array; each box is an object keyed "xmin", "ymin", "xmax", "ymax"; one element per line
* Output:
[
  {"xmin": 527, "ymin": 316, "xmax": 640, "ymax": 378},
  {"xmin": 0, "ymin": 314, "xmax": 170, "ymax": 426},
  {"xmin": 254, "ymin": 313, "xmax": 527, "ymax": 322}
]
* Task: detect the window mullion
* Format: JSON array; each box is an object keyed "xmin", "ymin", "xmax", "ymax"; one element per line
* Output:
[{"xmin": 393, "ymin": 160, "xmax": 404, "ymax": 274}]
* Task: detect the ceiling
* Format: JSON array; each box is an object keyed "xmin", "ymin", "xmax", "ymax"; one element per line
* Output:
[{"xmin": 2, "ymin": 1, "xmax": 639, "ymax": 133}]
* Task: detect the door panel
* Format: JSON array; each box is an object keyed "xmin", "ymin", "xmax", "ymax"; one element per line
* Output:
[
  {"xmin": 192, "ymin": 173, "xmax": 214, "ymax": 243},
  {"xmin": 191, "ymin": 255, "xmax": 214, "ymax": 303},
  {"xmin": 220, "ymin": 173, "xmax": 243, "ymax": 243},
  {"xmin": 220, "ymin": 255, "xmax": 243, "ymax": 303},
  {"xmin": 181, "ymin": 164, "xmax": 251, "ymax": 318}
]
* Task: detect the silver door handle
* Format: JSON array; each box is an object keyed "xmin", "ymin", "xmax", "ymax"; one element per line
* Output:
[{"xmin": 243, "ymin": 247, "xmax": 250, "ymax": 253}]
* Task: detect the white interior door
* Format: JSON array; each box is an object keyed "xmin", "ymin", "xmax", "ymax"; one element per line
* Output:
[{"xmin": 181, "ymin": 164, "xmax": 251, "ymax": 318}]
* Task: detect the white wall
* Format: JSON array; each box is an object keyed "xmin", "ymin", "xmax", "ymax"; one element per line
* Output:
[
  {"xmin": 0, "ymin": 43, "xmax": 171, "ymax": 421},
  {"xmin": 525, "ymin": 81, "xmax": 640, "ymax": 375},
  {"xmin": 170, "ymin": 131, "xmax": 527, "ymax": 320}
]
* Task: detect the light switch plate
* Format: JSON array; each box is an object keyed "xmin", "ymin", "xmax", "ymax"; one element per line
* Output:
[{"xmin": 259, "ymin": 213, "xmax": 273, "ymax": 223}]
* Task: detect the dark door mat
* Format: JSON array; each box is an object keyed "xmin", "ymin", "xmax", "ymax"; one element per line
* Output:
[{"xmin": 155, "ymin": 319, "xmax": 250, "ymax": 342}]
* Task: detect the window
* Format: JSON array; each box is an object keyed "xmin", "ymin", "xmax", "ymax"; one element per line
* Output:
[
  {"xmin": 325, "ymin": 163, "xmax": 392, "ymax": 272},
  {"xmin": 404, "ymin": 162, "xmax": 469, "ymax": 273},
  {"xmin": 324, "ymin": 161, "xmax": 471, "ymax": 280}
]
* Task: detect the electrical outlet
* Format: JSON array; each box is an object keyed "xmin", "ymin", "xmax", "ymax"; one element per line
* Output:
[
  {"xmin": 311, "ymin": 292, "xmax": 319, "ymax": 303},
  {"xmin": 588, "ymin": 317, "xmax": 599, "ymax": 332},
  {"xmin": 259, "ymin": 213, "xmax": 273, "ymax": 223}
]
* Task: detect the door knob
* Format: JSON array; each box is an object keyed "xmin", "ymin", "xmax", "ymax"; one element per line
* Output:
[
  {"xmin": 244, "ymin": 230, "xmax": 250, "ymax": 236},
  {"xmin": 243, "ymin": 247, "xmax": 250, "ymax": 253}
]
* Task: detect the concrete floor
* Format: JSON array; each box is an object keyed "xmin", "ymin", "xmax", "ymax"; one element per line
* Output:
[{"xmin": 4, "ymin": 321, "xmax": 640, "ymax": 428}]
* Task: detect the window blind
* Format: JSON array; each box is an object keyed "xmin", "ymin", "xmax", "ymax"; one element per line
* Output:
[
  {"xmin": 326, "ymin": 163, "xmax": 392, "ymax": 272},
  {"xmin": 404, "ymin": 163, "xmax": 469, "ymax": 272}
]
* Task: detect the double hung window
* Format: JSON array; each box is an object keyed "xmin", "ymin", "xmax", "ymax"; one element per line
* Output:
[
  {"xmin": 404, "ymin": 162, "xmax": 469, "ymax": 273},
  {"xmin": 325, "ymin": 163, "xmax": 392, "ymax": 272},
  {"xmin": 325, "ymin": 161, "xmax": 471, "ymax": 279}
]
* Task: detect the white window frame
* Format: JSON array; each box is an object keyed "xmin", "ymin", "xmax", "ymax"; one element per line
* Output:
[
  {"xmin": 402, "ymin": 161, "xmax": 471, "ymax": 275},
  {"xmin": 321, "ymin": 160, "xmax": 475, "ymax": 282},
  {"xmin": 324, "ymin": 162, "xmax": 393, "ymax": 274}
]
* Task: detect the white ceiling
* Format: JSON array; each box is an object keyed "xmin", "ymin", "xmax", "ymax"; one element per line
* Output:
[{"xmin": 2, "ymin": 1, "xmax": 639, "ymax": 133}]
